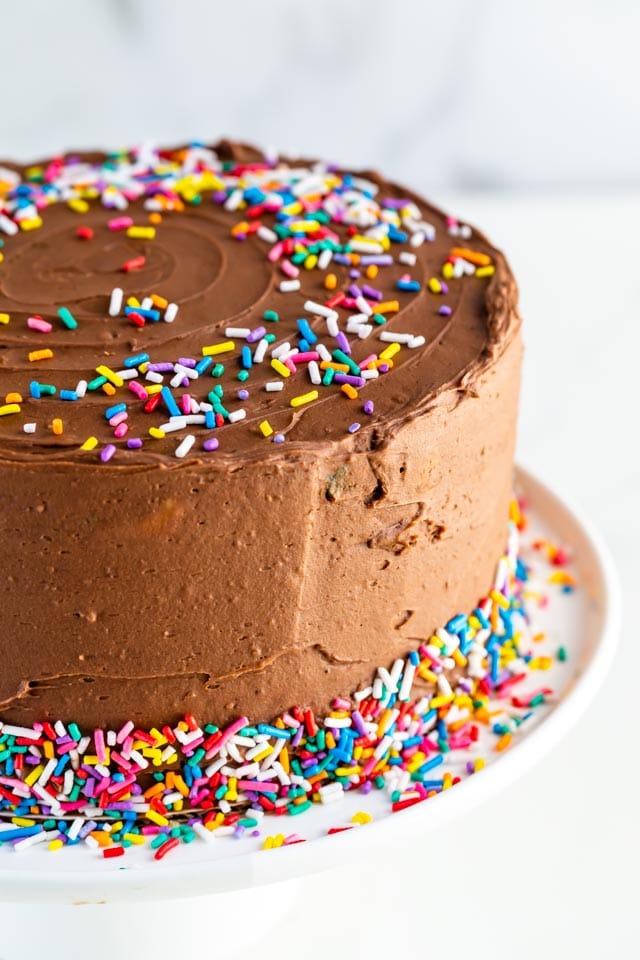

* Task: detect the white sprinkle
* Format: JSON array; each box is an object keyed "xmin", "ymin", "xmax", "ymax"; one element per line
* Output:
[
  {"xmin": 141, "ymin": 297, "xmax": 153, "ymax": 311},
  {"xmin": 145, "ymin": 370, "xmax": 164, "ymax": 384},
  {"xmin": 23, "ymin": 422, "xmax": 36, "ymax": 434},
  {"xmin": 116, "ymin": 368, "xmax": 137, "ymax": 380},
  {"xmin": 265, "ymin": 381, "xmax": 284, "ymax": 392},
  {"xmin": 355, "ymin": 295, "xmax": 372, "ymax": 316},
  {"xmin": 164, "ymin": 302, "xmax": 179, "ymax": 323},
  {"xmin": 398, "ymin": 663, "xmax": 416, "ymax": 702},
  {"xmin": 318, "ymin": 248, "xmax": 333, "ymax": 270},
  {"xmin": 0, "ymin": 724, "xmax": 40, "ymax": 740},
  {"xmin": 224, "ymin": 188, "xmax": 243, "ymax": 212},
  {"xmin": 109, "ymin": 287, "xmax": 123, "ymax": 317},
  {"xmin": 308, "ymin": 360, "xmax": 321, "ymax": 385},
  {"xmin": 253, "ymin": 338, "xmax": 269, "ymax": 363},
  {"xmin": 316, "ymin": 343, "xmax": 332, "ymax": 362},
  {"xmin": 280, "ymin": 279, "xmax": 300, "ymax": 293},
  {"xmin": 305, "ymin": 300, "xmax": 333, "ymax": 319},
  {"xmin": 356, "ymin": 324, "xmax": 373, "ymax": 339},
  {"xmin": 225, "ymin": 327, "xmax": 251, "ymax": 338},
  {"xmin": 361, "ymin": 368, "xmax": 379, "ymax": 380},
  {"xmin": 326, "ymin": 312, "xmax": 339, "ymax": 337},
  {"xmin": 410, "ymin": 231, "xmax": 425, "ymax": 248},
  {"xmin": 75, "ymin": 379, "xmax": 88, "ymax": 398},
  {"xmin": 271, "ymin": 341, "xmax": 291, "ymax": 360},
  {"xmin": 399, "ymin": 252, "xmax": 417, "ymax": 266},
  {"xmin": 228, "ymin": 409, "xmax": 246, "ymax": 423},
  {"xmin": 0, "ymin": 213, "xmax": 18, "ymax": 236},
  {"xmin": 14, "ymin": 830, "xmax": 59, "ymax": 852},
  {"xmin": 159, "ymin": 418, "xmax": 187, "ymax": 433},
  {"xmin": 257, "ymin": 225, "xmax": 278, "ymax": 244},
  {"xmin": 350, "ymin": 240, "xmax": 384, "ymax": 255},
  {"xmin": 379, "ymin": 331, "xmax": 413, "ymax": 344},
  {"xmin": 408, "ymin": 335, "xmax": 426, "ymax": 349}
]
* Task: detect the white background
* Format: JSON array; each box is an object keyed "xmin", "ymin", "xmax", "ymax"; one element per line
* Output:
[{"xmin": 1, "ymin": 1, "xmax": 638, "ymax": 954}]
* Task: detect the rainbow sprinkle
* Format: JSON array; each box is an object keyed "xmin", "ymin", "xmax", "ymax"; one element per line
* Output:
[
  {"xmin": 0, "ymin": 144, "xmax": 498, "ymax": 454},
  {"xmin": 0, "ymin": 501, "xmax": 574, "ymax": 860}
]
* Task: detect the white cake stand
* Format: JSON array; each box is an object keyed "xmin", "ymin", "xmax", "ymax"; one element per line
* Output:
[{"xmin": 0, "ymin": 466, "xmax": 620, "ymax": 959}]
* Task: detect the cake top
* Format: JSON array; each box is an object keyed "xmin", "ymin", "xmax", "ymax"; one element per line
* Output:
[{"xmin": 0, "ymin": 140, "xmax": 518, "ymax": 466}]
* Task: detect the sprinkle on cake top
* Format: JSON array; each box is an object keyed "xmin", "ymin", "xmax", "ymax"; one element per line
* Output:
[{"xmin": 0, "ymin": 141, "xmax": 516, "ymax": 464}]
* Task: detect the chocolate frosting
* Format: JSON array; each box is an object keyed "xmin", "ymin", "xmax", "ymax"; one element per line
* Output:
[{"xmin": 0, "ymin": 141, "xmax": 522, "ymax": 728}]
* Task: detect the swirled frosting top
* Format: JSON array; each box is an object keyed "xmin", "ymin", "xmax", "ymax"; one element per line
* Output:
[{"xmin": 0, "ymin": 140, "xmax": 518, "ymax": 466}]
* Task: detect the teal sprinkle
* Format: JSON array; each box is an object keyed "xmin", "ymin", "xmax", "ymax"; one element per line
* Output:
[
  {"xmin": 57, "ymin": 306, "xmax": 78, "ymax": 330},
  {"xmin": 288, "ymin": 800, "xmax": 312, "ymax": 816},
  {"xmin": 211, "ymin": 363, "xmax": 225, "ymax": 377},
  {"xmin": 263, "ymin": 310, "xmax": 279, "ymax": 323},
  {"xmin": 237, "ymin": 369, "xmax": 249, "ymax": 382},
  {"xmin": 87, "ymin": 375, "xmax": 107, "ymax": 391}
]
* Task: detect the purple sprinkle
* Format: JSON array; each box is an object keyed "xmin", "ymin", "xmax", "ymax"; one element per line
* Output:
[
  {"xmin": 335, "ymin": 331, "xmax": 351, "ymax": 355},
  {"xmin": 147, "ymin": 362, "xmax": 173, "ymax": 373},
  {"xmin": 177, "ymin": 357, "xmax": 197, "ymax": 368},
  {"xmin": 273, "ymin": 433, "xmax": 285, "ymax": 444},
  {"xmin": 334, "ymin": 373, "xmax": 365, "ymax": 388},
  {"xmin": 378, "ymin": 363, "xmax": 390, "ymax": 374},
  {"xmin": 202, "ymin": 438, "xmax": 219, "ymax": 452},
  {"xmin": 359, "ymin": 254, "xmax": 393, "ymax": 266},
  {"xmin": 349, "ymin": 269, "xmax": 360, "ymax": 279},
  {"xmin": 100, "ymin": 444, "xmax": 116, "ymax": 463},
  {"xmin": 246, "ymin": 325, "xmax": 266, "ymax": 344},
  {"xmin": 237, "ymin": 389, "xmax": 249, "ymax": 401},
  {"xmin": 212, "ymin": 190, "xmax": 227, "ymax": 205},
  {"xmin": 348, "ymin": 422, "xmax": 361, "ymax": 434},
  {"xmin": 363, "ymin": 400, "xmax": 374, "ymax": 415},
  {"xmin": 361, "ymin": 284, "xmax": 383, "ymax": 301},
  {"xmin": 438, "ymin": 305, "xmax": 452, "ymax": 316},
  {"xmin": 127, "ymin": 438, "xmax": 143, "ymax": 449},
  {"xmin": 440, "ymin": 281, "xmax": 449, "ymax": 295},
  {"xmin": 348, "ymin": 283, "xmax": 362, "ymax": 299},
  {"xmin": 333, "ymin": 253, "xmax": 351, "ymax": 266}
]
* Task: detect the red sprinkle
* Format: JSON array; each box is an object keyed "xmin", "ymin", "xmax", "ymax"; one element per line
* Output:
[
  {"xmin": 77, "ymin": 226, "xmax": 94, "ymax": 240},
  {"xmin": 122, "ymin": 256, "xmax": 146, "ymax": 272},
  {"xmin": 153, "ymin": 837, "xmax": 180, "ymax": 861},
  {"xmin": 103, "ymin": 845, "xmax": 125, "ymax": 859}
]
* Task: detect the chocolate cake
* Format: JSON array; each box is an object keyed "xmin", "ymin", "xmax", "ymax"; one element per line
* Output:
[{"xmin": 0, "ymin": 140, "xmax": 521, "ymax": 740}]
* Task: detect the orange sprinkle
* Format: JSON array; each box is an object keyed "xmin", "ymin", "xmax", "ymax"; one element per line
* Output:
[
  {"xmin": 51, "ymin": 418, "xmax": 63, "ymax": 436},
  {"xmin": 5, "ymin": 392, "xmax": 22, "ymax": 404},
  {"xmin": 376, "ymin": 300, "xmax": 400, "ymax": 313},
  {"xmin": 496, "ymin": 733, "xmax": 512, "ymax": 752},
  {"xmin": 324, "ymin": 273, "xmax": 337, "ymax": 290},
  {"xmin": 341, "ymin": 383, "xmax": 358, "ymax": 399},
  {"xmin": 450, "ymin": 247, "xmax": 492, "ymax": 267},
  {"xmin": 365, "ymin": 264, "xmax": 378, "ymax": 280},
  {"xmin": 28, "ymin": 349, "xmax": 53, "ymax": 362}
]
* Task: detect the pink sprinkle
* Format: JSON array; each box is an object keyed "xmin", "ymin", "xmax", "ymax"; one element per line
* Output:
[
  {"xmin": 128, "ymin": 380, "xmax": 148, "ymax": 401},
  {"xmin": 281, "ymin": 259, "xmax": 299, "ymax": 278},
  {"xmin": 291, "ymin": 352, "xmax": 320, "ymax": 364},
  {"xmin": 109, "ymin": 411, "xmax": 128, "ymax": 427},
  {"xmin": 94, "ymin": 729, "xmax": 106, "ymax": 764},
  {"xmin": 108, "ymin": 216, "xmax": 133, "ymax": 231},
  {"xmin": 27, "ymin": 316, "xmax": 52, "ymax": 334},
  {"xmin": 116, "ymin": 720, "xmax": 134, "ymax": 745},
  {"xmin": 268, "ymin": 242, "xmax": 283, "ymax": 263},
  {"xmin": 114, "ymin": 422, "xmax": 129, "ymax": 439},
  {"xmin": 181, "ymin": 394, "xmax": 191, "ymax": 415}
]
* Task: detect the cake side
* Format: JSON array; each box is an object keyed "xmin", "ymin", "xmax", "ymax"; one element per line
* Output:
[{"xmin": 0, "ymin": 141, "xmax": 521, "ymax": 729}]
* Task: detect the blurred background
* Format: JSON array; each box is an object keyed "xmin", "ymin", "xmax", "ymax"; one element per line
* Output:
[{"xmin": 2, "ymin": 1, "xmax": 637, "ymax": 956}]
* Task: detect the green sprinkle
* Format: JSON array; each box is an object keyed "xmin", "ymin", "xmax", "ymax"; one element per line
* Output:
[
  {"xmin": 530, "ymin": 693, "xmax": 546, "ymax": 707},
  {"xmin": 373, "ymin": 313, "xmax": 387, "ymax": 325},
  {"xmin": 288, "ymin": 800, "xmax": 312, "ymax": 816},
  {"xmin": 57, "ymin": 306, "xmax": 78, "ymax": 330},
  {"xmin": 264, "ymin": 333, "xmax": 277, "ymax": 344},
  {"xmin": 39, "ymin": 383, "xmax": 57, "ymax": 396},
  {"xmin": 237, "ymin": 369, "xmax": 249, "ymax": 382},
  {"xmin": 558, "ymin": 646, "xmax": 568, "ymax": 662},
  {"xmin": 150, "ymin": 834, "xmax": 167, "ymax": 850},
  {"xmin": 263, "ymin": 310, "xmax": 279, "ymax": 323},
  {"xmin": 87, "ymin": 375, "xmax": 107, "ymax": 391},
  {"xmin": 322, "ymin": 367, "xmax": 335, "ymax": 387},
  {"xmin": 332, "ymin": 348, "xmax": 361, "ymax": 375},
  {"xmin": 211, "ymin": 363, "xmax": 225, "ymax": 377}
]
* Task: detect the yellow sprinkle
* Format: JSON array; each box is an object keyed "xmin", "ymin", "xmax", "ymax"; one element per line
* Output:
[
  {"xmin": 123, "ymin": 833, "xmax": 146, "ymax": 845},
  {"xmin": 202, "ymin": 341, "xmax": 235, "ymax": 357},
  {"xmin": 0, "ymin": 403, "xmax": 20, "ymax": 416},
  {"xmin": 127, "ymin": 226, "xmax": 156, "ymax": 240},
  {"xmin": 304, "ymin": 254, "xmax": 318, "ymax": 270},
  {"xmin": 430, "ymin": 694, "xmax": 454, "ymax": 709},
  {"xmin": 452, "ymin": 647, "xmax": 468, "ymax": 668},
  {"xmin": 127, "ymin": 296, "xmax": 141, "ymax": 308},
  {"xmin": 0, "ymin": 313, "xmax": 9, "ymax": 324},
  {"xmin": 80, "ymin": 436, "xmax": 98, "ymax": 451},
  {"xmin": 476, "ymin": 265, "xmax": 495, "ymax": 278},
  {"xmin": 442, "ymin": 772, "xmax": 453, "ymax": 791},
  {"xmin": 474, "ymin": 757, "xmax": 485, "ymax": 772},
  {"xmin": 68, "ymin": 198, "xmax": 89, "ymax": 214},
  {"xmin": 48, "ymin": 839, "xmax": 64, "ymax": 852},
  {"xmin": 290, "ymin": 390, "xmax": 318, "ymax": 408},
  {"xmin": 150, "ymin": 294, "xmax": 168, "ymax": 309},
  {"xmin": 29, "ymin": 349, "xmax": 54, "ymax": 362},
  {"xmin": 52, "ymin": 418, "xmax": 63, "ymax": 436},
  {"xmin": 149, "ymin": 427, "xmax": 166, "ymax": 439},
  {"xmin": 376, "ymin": 300, "xmax": 399, "ymax": 313},
  {"xmin": 365, "ymin": 264, "xmax": 378, "ymax": 280},
  {"xmin": 145, "ymin": 809, "xmax": 169, "ymax": 827},
  {"xmin": 259, "ymin": 420, "xmax": 274, "ymax": 437},
  {"xmin": 379, "ymin": 342, "xmax": 401, "ymax": 362},
  {"xmin": 442, "ymin": 262, "xmax": 454, "ymax": 280},
  {"xmin": 428, "ymin": 277, "xmax": 442, "ymax": 294},
  {"xmin": 12, "ymin": 817, "xmax": 36, "ymax": 827},
  {"xmin": 0, "ymin": 253, "xmax": 3, "ymax": 263},
  {"xmin": 270, "ymin": 357, "xmax": 291, "ymax": 378},
  {"xmin": 146, "ymin": 384, "xmax": 163, "ymax": 395},
  {"xmin": 529, "ymin": 656, "xmax": 553, "ymax": 671},
  {"xmin": 490, "ymin": 589, "xmax": 510, "ymax": 609},
  {"xmin": 226, "ymin": 777, "xmax": 238, "ymax": 803},
  {"xmin": 324, "ymin": 273, "xmax": 337, "ymax": 290},
  {"xmin": 95, "ymin": 365, "xmax": 124, "ymax": 387},
  {"xmin": 20, "ymin": 217, "xmax": 43, "ymax": 232},
  {"xmin": 351, "ymin": 811, "xmax": 373, "ymax": 826},
  {"xmin": 24, "ymin": 766, "xmax": 44, "ymax": 787},
  {"xmin": 341, "ymin": 383, "xmax": 358, "ymax": 400}
]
